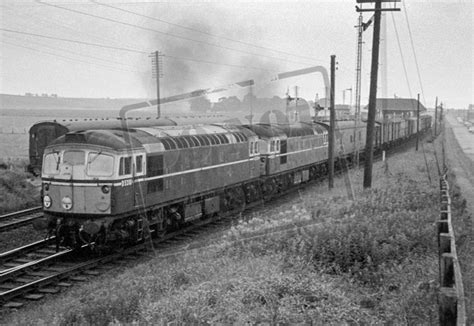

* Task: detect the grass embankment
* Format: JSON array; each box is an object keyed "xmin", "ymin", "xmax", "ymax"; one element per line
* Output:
[
  {"xmin": 0, "ymin": 162, "xmax": 42, "ymax": 252},
  {"xmin": 3, "ymin": 141, "xmax": 441, "ymax": 325}
]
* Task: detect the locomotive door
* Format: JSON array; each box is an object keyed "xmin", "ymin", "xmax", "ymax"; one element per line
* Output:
[
  {"xmin": 132, "ymin": 156, "xmax": 139, "ymax": 208},
  {"xmin": 132, "ymin": 154, "xmax": 145, "ymax": 208}
]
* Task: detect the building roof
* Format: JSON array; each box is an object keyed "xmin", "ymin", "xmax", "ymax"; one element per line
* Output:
[{"xmin": 365, "ymin": 98, "xmax": 427, "ymax": 112}]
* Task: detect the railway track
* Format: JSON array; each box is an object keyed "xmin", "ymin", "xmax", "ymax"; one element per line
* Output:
[
  {"xmin": 0, "ymin": 207, "xmax": 43, "ymax": 233},
  {"xmin": 0, "ymin": 215, "xmax": 232, "ymax": 309},
  {"xmin": 0, "ymin": 238, "xmax": 57, "ymax": 273}
]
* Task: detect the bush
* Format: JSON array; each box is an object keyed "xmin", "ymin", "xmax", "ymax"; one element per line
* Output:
[{"xmin": 0, "ymin": 169, "xmax": 40, "ymax": 214}]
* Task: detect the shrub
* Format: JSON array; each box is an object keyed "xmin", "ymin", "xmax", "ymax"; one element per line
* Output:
[{"xmin": 0, "ymin": 169, "xmax": 40, "ymax": 214}]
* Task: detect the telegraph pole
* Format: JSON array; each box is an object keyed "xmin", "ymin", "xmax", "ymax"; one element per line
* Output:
[
  {"xmin": 416, "ymin": 93, "xmax": 420, "ymax": 151},
  {"xmin": 150, "ymin": 51, "xmax": 163, "ymax": 118},
  {"xmin": 434, "ymin": 96, "xmax": 438, "ymax": 136},
  {"xmin": 356, "ymin": 0, "xmax": 400, "ymax": 188},
  {"xmin": 328, "ymin": 55, "xmax": 336, "ymax": 189},
  {"xmin": 440, "ymin": 102, "xmax": 444, "ymax": 126}
]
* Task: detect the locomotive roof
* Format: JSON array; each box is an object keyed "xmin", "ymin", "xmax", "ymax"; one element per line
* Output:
[
  {"xmin": 49, "ymin": 129, "xmax": 144, "ymax": 150},
  {"xmin": 48, "ymin": 124, "xmax": 255, "ymax": 152}
]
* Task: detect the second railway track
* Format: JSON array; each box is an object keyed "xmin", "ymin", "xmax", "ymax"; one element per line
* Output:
[{"xmin": 0, "ymin": 207, "xmax": 43, "ymax": 233}]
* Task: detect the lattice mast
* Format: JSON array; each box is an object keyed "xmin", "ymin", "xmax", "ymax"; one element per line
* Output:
[{"xmin": 353, "ymin": 12, "xmax": 364, "ymax": 164}]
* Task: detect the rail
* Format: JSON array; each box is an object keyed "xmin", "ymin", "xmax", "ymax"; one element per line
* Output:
[
  {"xmin": 0, "ymin": 206, "xmax": 42, "ymax": 221},
  {"xmin": 437, "ymin": 174, "xmax": 466, "ymax": 326},
  {"xmin": 0, "ymin": 206, "xmax": 43, "ymax": 233}
]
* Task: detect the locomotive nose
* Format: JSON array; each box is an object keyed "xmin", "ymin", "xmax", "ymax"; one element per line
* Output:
[{"xmin": 62, "ymin": 196, "xmax": 73, "ymax": 210}]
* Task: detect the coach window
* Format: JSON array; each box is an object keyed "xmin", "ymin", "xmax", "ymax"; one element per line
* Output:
[
  {"xmin": 119, "ymin": 157, "xmax": 132, "ymax": 176},
  {"xmin": 87, "ymin": 152, "xmax": 114, "ymax": 177},
  {"xmin": 254, "ymin": 142, "xmax": 259, "ymax": 154},
  {"xmin": 276, "ymin": 140, "xmax": 280, "ymax": 152}
]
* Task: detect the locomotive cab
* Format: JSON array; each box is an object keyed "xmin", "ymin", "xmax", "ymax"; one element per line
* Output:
[
  {"xmin": 40, "ymin": 129, "xmax": 151, "ymax": 249},
  {"xmin": 42, "ymin": 147, "xmax": 117, "ymax": 215}
]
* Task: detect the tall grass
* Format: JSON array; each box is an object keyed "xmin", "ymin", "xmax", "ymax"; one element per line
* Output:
[{"xmin": 0, "ymin": 168, "xmax": 40, "ymax": 214}]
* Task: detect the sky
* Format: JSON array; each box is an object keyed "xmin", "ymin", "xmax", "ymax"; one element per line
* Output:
[{"xmin": 0, "ymin": 0, "xmax": 472, "ymax": 109}]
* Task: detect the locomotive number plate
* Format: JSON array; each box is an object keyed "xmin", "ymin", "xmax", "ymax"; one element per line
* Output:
[{"xmin": 121, "ymin": 179, "xmax": 133, "ymax": 187}]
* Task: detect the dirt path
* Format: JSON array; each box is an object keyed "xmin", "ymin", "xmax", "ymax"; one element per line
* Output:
[{"xmin": 443, "ymin": 114, "xmax": 474, "ymax": 324}]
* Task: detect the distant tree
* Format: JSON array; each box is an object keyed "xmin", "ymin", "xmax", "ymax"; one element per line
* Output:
[
  {"xmin": 212, "ymin": 96, "xmax": 242, "ymax": 112},
  {"xmin": 189, "ymin": 96, "xmax": 212, "ymax": 113}
]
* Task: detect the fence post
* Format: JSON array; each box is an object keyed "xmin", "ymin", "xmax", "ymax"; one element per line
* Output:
[{"xmin": 439, "ymin": 287, "xmax": 457, "ymax": 326}]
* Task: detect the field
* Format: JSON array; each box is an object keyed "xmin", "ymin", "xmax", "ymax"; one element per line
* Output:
[
  {"xmin": 1, "ymin": 136, "xmax": 445, "ymax": 325},
  {"xmin": 0, "ymin": 108, "xmax": 121, "ymax": 159}
]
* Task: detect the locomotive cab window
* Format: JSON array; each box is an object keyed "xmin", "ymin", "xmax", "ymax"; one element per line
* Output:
[
  {"xmin": 63, "ymin": 150, "xmax": 85, "ymax": 165},
  {"xmin": 87, "ymin": 152, "xmax": 114, "ymax": 177},
  {"xmin": 43, "ymin": 152, "xmax": 60, "ymax": 175},
  {"xmin": 119, "ymin": 157, "xmax": 132, "ymax": 176}
]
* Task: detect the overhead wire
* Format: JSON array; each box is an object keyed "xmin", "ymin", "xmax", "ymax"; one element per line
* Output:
[
  {"xmin": 1, "ymin": 3, "xmax": 141, "ymax": 59},
  {"xmin": 0, "ymin": 5, "xmax": 241, "ymax": 85},
  {"xmin": 1, "ymin": 39, "xmax": 141, "ymax": 74},
  {"xmin": 36, "ymin": 0, "xmax": 316, "ymax": 67},
  {"xmin": 402, "ymin": 1, "xmax": 426, "ymax": 104},
  {"xmin": 390, "ymin": 11, "xmax": 412, "ymax": 99},
  {"xmin": 0, "ymin": 28, "xmax": 147, "ymax": 54},
  {"xmin": 2, "ymin": 33, "xmax": 143, "ymax": 72},
  {"xmin": 90, "ymin": 0, "xmax": 322, "ymax": 64},
  {"xmin": 0, "ymin": 28, "xmax": 281, "ymax": 72}
]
